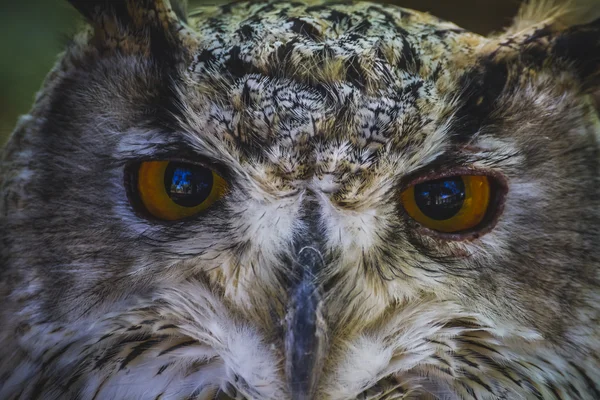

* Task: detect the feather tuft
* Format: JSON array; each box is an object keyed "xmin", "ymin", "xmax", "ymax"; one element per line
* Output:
[{"xmin": 506, "ymin": 0, "xmax": 600, "ymax": 35}]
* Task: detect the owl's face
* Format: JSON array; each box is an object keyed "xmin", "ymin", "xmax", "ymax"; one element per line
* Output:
[{"xmin": 1, "ymin": 1, "xmax": 599, "ymax": 399}]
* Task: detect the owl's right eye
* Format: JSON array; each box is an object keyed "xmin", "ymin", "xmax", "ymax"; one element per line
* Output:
[{"xmin": 130, "ymin": 161, "xmax": 227, "ymax": 221}]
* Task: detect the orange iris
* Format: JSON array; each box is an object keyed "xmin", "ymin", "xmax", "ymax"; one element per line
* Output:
[
  {"xmin": 137, "ymin": 161, "xmax": 227, "ymax": 221},
  {"xmin": 401, "ymin": 175, "xmax": 490, "ymax": 233}
]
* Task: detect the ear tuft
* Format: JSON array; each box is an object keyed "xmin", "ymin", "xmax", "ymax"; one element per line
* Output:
[
  {"xmin": 66, "ymin": 0, "xmax": 195, "ymax": 59},
  {"xmin": 170, "ymin": 0, "xmax": 188, "ymax": 23},
  {"xmin": 66, "ymin": 1, "xmax": 131, "ymax": 25},
  {"xmin": 485, "ymin": 1, "xmax": 600, "ymax": 93},
  {"xmin": 552, "ymin": 18, "xmax": 600, "ymax": 91},
  {"xmin": 506, "ymin": 0, "xmax": 600, "ymax": 35}
]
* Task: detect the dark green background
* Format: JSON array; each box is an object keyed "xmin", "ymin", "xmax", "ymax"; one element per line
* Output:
[{"xmin": 0, "ymin": 0, "xmax": 520, "ymax": 145}]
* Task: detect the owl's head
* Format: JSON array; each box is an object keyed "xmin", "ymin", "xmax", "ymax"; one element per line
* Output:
[{"xmin": 1, "ymin": 0, "xmax": 599, "ymax": 399}]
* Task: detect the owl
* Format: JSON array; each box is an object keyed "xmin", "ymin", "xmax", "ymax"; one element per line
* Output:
[{"xmin": 1, "ymin": 0, "xmax": 599, "ymax": 398}]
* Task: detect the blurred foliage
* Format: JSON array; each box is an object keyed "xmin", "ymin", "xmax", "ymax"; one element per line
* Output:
[{"xmin": 0, "ymin": 0, "xmax": 519, "ymax": 145}]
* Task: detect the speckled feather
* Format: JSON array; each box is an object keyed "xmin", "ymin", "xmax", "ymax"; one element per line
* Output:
[{"xmin": 1, "ymin": 0, "xmax": 599, "ymax": 399}]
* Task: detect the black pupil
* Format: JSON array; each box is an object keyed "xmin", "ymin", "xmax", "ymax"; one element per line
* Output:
[
  {"xmin": 164, "ymin": 162, "xmax": 213, "ymax": 207},
  {"xmin": 414, "ymin": 176, "xmax": 465, "ymax": 220}
]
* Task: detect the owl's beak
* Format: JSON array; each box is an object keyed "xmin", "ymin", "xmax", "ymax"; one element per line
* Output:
[{"xmin": 284, "ymin": 242, "xmax": 328, "ymax": 400}]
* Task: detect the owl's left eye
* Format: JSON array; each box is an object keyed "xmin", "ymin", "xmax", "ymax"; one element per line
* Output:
[
  {"xmin": 400, "ymin": 175, "xmax": 492, "ymax": 234},
  {"xmin": 132, "ymin": 161, "xmax": 227, "ymax": 221}
]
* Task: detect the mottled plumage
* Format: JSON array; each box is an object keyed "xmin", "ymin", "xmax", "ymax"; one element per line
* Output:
[{"xmin": 1, "ymin": 0, "xmax": 599, "ymax": 399}]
